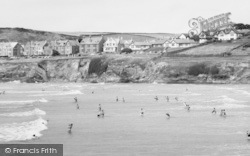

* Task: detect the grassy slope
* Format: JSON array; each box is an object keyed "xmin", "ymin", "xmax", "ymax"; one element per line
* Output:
[
  {"xmin": 0, "ymin": 28, "xmax": 78, "ymax": 44},
  {"xmin": 165, "ymin": 36, "xmax": 250, "ymax": 56}
]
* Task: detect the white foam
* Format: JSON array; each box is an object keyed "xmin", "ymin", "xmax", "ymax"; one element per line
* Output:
[
  {"xmin": 0, "ymin": 98, "xmax": 48, "ymax": 105},
  {"xmin": 30, "ymin": 90, "xmax": 83, "ymax": 96},
  {"xmin": 0, "ymin": 117, "xmax": 48, "ymax": 142},
  {"xmin": 7, "ymin": 80, "xmax": 21, "ymax": 84},
  {"xmin": 0, "ymin": 108, "xmax": 46, "ymax": 117},
  {"xmin": 205, "ymin": 95, "xmax": 246, "ymax": 104}
]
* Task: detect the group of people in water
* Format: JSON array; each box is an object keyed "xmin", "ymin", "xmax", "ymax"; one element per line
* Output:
[{"xmin": 67, "ymin": 90, "xmax": 250, "ymax": 138}]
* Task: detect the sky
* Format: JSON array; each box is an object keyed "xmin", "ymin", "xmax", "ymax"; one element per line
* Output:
[{"xmin": 0, "ymin": 0, "xmax": 249, "ymax": 33}]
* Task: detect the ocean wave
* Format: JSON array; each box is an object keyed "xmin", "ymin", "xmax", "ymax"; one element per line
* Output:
[
  {"xmin": 0, "ymin": 98, "xmax": 48, "ymax": 105},
  {"xmin": 205, "ymin": 95, "xmax": 246, "ymax": 104},
  {"xmin": 29, "ymin": 90, "xmax": 83, "ymax": 96},
  {"xmin": 192, "ymin": 103, "xmax": 248, "ymax": 110},
  {"xmin": 0, "ymin": 117, "xmax": 48, "ymax": 142},
  {"xmin": 0, "ymin": 108, "xmax": 46, "ymax": 117}
]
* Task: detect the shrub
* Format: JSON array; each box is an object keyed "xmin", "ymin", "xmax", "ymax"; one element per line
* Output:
[
  {"xmin": 188, "ymin": 63, "xmax": 209, "ymax": 76},
  {"xmin": 209, "ymin": 65, "xmax": 219, "ymax": 75},
  {"xmin": 88, "ymin": 57, "xmax": 108, "ymax": 76},
  {"xmin": 121, "ymin": 48, "xmax": 133, "ymax": 54},
  {"xmin": 52, "ymin": 50, "xmax": 60, "ymax": 56}
]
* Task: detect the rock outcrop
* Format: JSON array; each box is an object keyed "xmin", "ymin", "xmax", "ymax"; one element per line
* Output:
[{"xmin": 1, "ymin": 56, "xmax": 250, "ymax": 84}]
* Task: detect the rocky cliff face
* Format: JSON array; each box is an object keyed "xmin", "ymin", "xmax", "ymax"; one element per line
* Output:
[{"xmin": 0, "ymin": 56, "xmax": 250, "ymax": 84}]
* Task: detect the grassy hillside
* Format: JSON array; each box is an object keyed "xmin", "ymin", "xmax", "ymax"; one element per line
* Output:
[
  {"xmin": 163, "ymin": 36, "xmax": 250, "ymax": 56},
  {"xmin": 0, "ymin": 27, "xmax": 78, "ymax": 44},
  {"xmin": 79, "ymin": 32, "xmax": 176, "ymax": 41}
]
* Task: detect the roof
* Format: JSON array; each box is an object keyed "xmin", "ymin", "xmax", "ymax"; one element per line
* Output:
[
  {"xmin": 27, "ymin": 41, "xmax": 47, "ymax": 47},
  {"xmin": 50, "ymin": 40, "xmax": 68, "ymax": 46},
  {"xmin": 80, "ymin": 36, "xmax": 103, "ymax": 44},
  {"xmin": 134, "ymin": 42, "xmax": 152, "ymax": 46},
  {"xmin": 178, "ymin": 33, "xmax": 189, "ymax": 38},
  {"xmin": 151, "ymin": 39, "xmax": 169, "ymax": 45},
  {"xmin": 145, "ymin": 47, "xmax": 166, "ymax": 52},
  {"xmin": 0, "ymin": 42, "xmax": 19, "ymax": 48},
  {"xmin": 10, "ymin": 42, "xmax": 18, "ymax": 48},
  {"xmin": 104, "ymin": 38, "xmax": 120, "ymax": 44},
  {"xmin": 120, "ymin": 39, "xmax": 133, "ymax": 45},
  {"xmin": 217, "ymin": 28, "xmax": 239, "ymax": 35},
  {"xmin": 172, "ymin": 39, "xmax": 197, "ymax": 44},
  {"xmin": 67, "ymin": 40, "xmax": 79, "ymax": 46}
]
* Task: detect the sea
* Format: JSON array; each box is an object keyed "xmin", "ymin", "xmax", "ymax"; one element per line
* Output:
[{"xmin": 0, "ymin": 81, "xmax": 250, "ymax": 156}]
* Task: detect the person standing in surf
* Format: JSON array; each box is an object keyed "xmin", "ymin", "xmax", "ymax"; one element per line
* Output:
[
  {"xmin": 212, "ymin": 108, "xmax": 216, "ymax": 114},
  {"xmin": 74, "ymin": 97, "xmax": 78, "ymax": 103}
]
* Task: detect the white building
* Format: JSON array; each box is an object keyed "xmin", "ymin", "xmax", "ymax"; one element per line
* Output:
[
  {"xmin": 217, "ymin": 29, "xmax": 240, "ymax": 41},
  {"xmin": 169, "ymin": 39, "xmax": 197, "ymax": 48},
  {"xmin": 103, "ymin": 38, "xmax": 122, "ymax": 53}
]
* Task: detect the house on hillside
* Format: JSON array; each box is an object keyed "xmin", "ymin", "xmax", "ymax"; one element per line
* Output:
[
  {"xmin": 216, "ymin": 29, "xmax": 241, "ymax": 41},
  {"xmin": 79, "ymin": 36, "xmax": 105, "ymax": 54},
  {"xmin": 121, "ymin": 39, "xmax": 134, "ymax": 48},
  {"xmin": 169, "ymin": 39, "xmax": 197, "ymax": 48},
  {"xmin": 50, "ymin": 40, "xmax": 69, "ymax": 55},
  {"xmin": 65, "ymin": 40, "xmax": 79, "ymax": 55},
  {"xmin": 151, "ymin": 39, "xmax": 169, "ymax": 48},
  {"xmin": 0, "ymin": 42, "xmax": 24, "ymax": 57},
  {"xmin": 103, "ymin": 38, "xmax": 123, "ymax": 53},
  {"xmin": 24, "ymin": 41, "xmax": 51, "ymax": 56},
  {"xmin": 198, "ymin": 31, "xmax": 213, "ymax": 43},
  {"xmin": 129, "ymin": 42, "xmax": 152, "ymax": 52},
  {"xmin": 177, "ymin": 33, "xmax": 190, "ymax": 40}
]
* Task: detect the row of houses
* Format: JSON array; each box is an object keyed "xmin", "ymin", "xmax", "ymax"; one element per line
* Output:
[{"xmin": 0, "ymin": 28, "xmax": 242, "ymax": 57}]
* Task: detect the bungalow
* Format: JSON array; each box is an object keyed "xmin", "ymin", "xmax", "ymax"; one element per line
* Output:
[
  {"xmin": 24, "ymin": 41, "xmax": 51, "ymax": 56},
  {"xmin": 79, "ymin": 36, "xmax": 105, "ymax": 54},
  {"xmin": 177, "ymin": 33, "xmax": 190, "ymax": 40},
  {"xmin": 151, "ymin": 39, "xmax": 169, "ymax": 48},
  {"xmin": 103, "ymin": 38, "xmax": 122, "ymax": 53},
  {"xmin": 0, "ymin": 42, "xmax": 24, "ymax": 57},
  {"xmin": 169, "ymin": 39, "xmax": 197, "ymax": 48},
  {"xmin": 129, "ymin": 42, "xmax": 152, "ymax": 52},
  {"xmin": 216, "ymin": 28, "xmax": 240, "ymax": 41}
]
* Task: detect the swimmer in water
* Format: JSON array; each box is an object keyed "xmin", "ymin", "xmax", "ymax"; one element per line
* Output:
[
  {"xmin": 68, "ymin": 123, "xmax": 73, "ymax": 134},
  {"xmin": 92, "ymin": 91, "xmax": 94, "ymax": 94},
  {"xmin": 175, "ymin": 97, "xmax": 178, "ymax": 101},
  {"xmin": 123, "ymin": 97, "xmax": 125, "ymax": 103},
  {"xmin": 166, "ymin": 96, "xmax": 169, "ymax": 102},
  {"xmin": 33, "ymin": 134, "xmax": 39, "ymax": 139},
  {"xmin": 116, "ymin": 96, "xmax": 119, "ymax": 102},
  {"xmin": 247, "ymin": 131, "xmax": 250, "ymax": 137},
  {"xmin": 220, "ymin": 109, "xmax": 226, "ymax": 116},
  {"xmin": 97, "ymin": 109, "xmax": 104, "ymax": 118},
  {"xmin": 212, "ymin": 108, "xmax": 216, "ymax": 114},
  {"xmin": 154, "ymin": 96, "xmax": 158, "ymax": 101},
  {"xmin": 76, "ymin": 103, "xmax": 80, "ymax": 110},
  {"xmin": 140, "ymin": 108, "xmax": 144, "ymax": 116},
  {"xmin": 166, "ymin": 113, "xmax": 170, "ymax": 118},
  {"xmin": 98, "ymin": 104, "xmax": 102, "ymax": 112},
  {"xmin": 184, "ymin": 103, "xmax": 190, "ymax": 111},
  {"xmin": 74, "ymin": 97, "xmax": 78, "ymax": 103}
]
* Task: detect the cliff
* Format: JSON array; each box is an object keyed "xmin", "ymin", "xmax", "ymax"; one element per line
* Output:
[{"xmin": 0, "ymin": 55, "xmax": 250, "ymax": 84}]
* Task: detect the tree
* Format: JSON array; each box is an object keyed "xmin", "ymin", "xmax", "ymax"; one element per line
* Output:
[
  {"xmin": 121, "ymin": 48, "xmax": 133, "ymax": 54},
  {"xmin": 52, "ymin": 50, "xmax": 60, "ymax": 56},
  {"xmin": 190, "ymin": 35, "xmax": 200, "ymax": 42}
]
